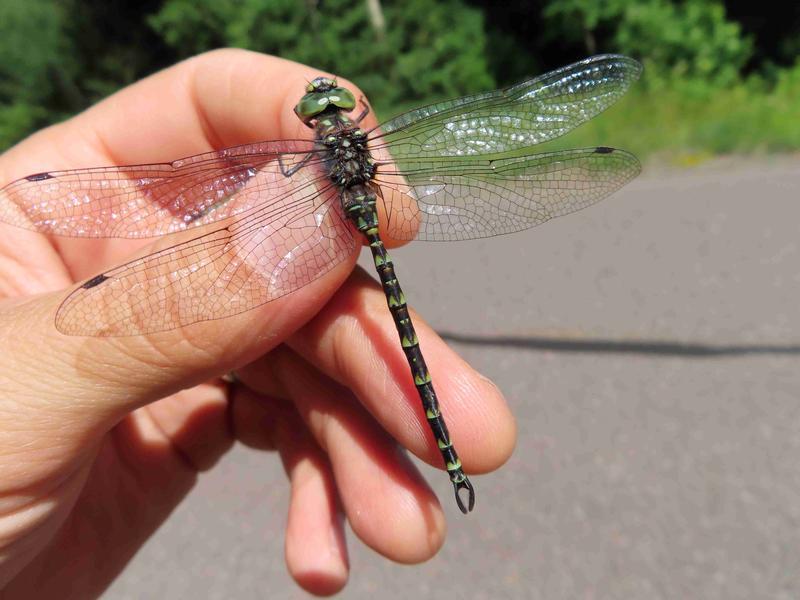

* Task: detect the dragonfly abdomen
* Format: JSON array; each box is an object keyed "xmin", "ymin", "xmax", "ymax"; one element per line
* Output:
[
  {"xmin": 305, "ymin": 82, "xmax": 477, "ymax": 511},
  {"xmin": 341, "ymin": 184, "xmax": 475, "ymax": 513}
]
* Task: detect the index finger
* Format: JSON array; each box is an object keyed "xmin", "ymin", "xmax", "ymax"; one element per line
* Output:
[
  {"xmin": 0, "ymin": 51, "xmax": 380, "ymax": 428},
  {"xmin": 1, "ymin": 49, "xmax": 376, "ymax": 178}
]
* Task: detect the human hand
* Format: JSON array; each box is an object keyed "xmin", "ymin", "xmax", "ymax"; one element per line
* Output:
[{"xmin": 0, "ymin": 49, "xmax": 515, "ymax": 597}]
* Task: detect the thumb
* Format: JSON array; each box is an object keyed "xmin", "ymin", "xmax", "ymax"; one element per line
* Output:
[
  {"xmin": 0, "ymin": 253, "xmax": 354, "ymax": 434},
  {"xmin": 0, "ymin": 244, "xmax": 353, "ymax": 588}
]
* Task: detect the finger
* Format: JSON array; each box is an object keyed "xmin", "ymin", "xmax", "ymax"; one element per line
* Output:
[
  {"xmin": 230, "ymin": 387, "xmax": 349, "ymax": 595},
  {"xmin": 0, "ymin": 49, "xmax": 413, "ymax": 419},
  {"xmin": 0, "ymin": 50, "xmax": 370, "ymax": 426},
  {"xmin": 1, "ymin": 48, "xmax": 376, "ymax": 183},
  {"xmin": 1, "ymin": 49, "xmax": 372, "ymax": 283},
  {"xmin": 0, "ymin": 260, "xmax": 352, "ymax": 514},
  {"xmin": 236, "ymin": 347, "xmax": 446, "ymax": 563},
  {"xmin": 0, "ymin": 51, "xmax": 371, "ymax": 509},
  {"xmin": 287, "ymin": 267, "xmax": 516, "ymax": 475},
  {"xmin": 230, "ymin": 384, "xmax": 284, "ymax": 452},
  {"xmin": 275, "ymin": 404, "xmax": 350, "ymax": 595},
  {"xmin": 141, "ymin": 382, "xmax": 233, "ymax": 471},
  {"xmin": 0, "ymin": 49, "xmax": 402, "ymax": 286},
  {"xmin": 0, "ymin": 249, "xmax": 353, "ymax": 408}
]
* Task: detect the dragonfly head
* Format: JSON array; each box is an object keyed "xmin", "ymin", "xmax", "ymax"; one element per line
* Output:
[{"xmin": 294, "ymin": 77, "xmax": 357, "ymax": 125}]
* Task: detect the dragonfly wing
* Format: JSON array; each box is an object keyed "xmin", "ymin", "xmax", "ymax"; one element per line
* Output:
[
  {"xmin": 0, "ymin": 140, "xmax": 324, "ymax": 238},
  {"xmin": 374, "ymin": 147, "xmax": 640, "ymax": 241},
  {"xmin": 55, "ymin": 176, "xmax": 355, "ymax": 336},
  {"xmin": 373, "ymin": 55, "xmax": 641, "ymax": 160}
]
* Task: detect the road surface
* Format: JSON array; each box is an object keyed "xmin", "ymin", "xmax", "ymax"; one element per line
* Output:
[{"xmin": 105, "ymin": 156, "xmax": 800, "ymax": 599}]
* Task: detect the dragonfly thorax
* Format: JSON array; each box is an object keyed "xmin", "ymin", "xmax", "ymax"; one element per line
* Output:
[{"xmin": 316, "ymin": 120, "xmax": 377, "ymax": 188}]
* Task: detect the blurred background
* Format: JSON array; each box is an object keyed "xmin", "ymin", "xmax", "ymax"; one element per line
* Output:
[
  {"xmin": 1, "ymin": 0, "xmax": 800, "ymax": 162},
  {"xmin": 3, "ymin": 1, "xmax": 800, "ymax": 599}
]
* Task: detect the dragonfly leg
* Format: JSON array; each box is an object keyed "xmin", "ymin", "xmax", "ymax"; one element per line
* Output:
[
  {"xmin": 354, "ymin": 96, "xmax": 371, "ymax": 123},
  {"xmin": 279, "ymin": 152, "xmax": 314, "ymax": 177}
]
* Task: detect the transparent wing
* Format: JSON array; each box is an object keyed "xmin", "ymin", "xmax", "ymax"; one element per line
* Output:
[
  {"xmin": 372, "ymin": 55, "xmax": 641, "ymax": 160},
  {"xmin": 374, "ymin": 147, "xmax": 640, "ymax": 241},
  {"xmin": 54, "ymin": 170, "xmax": 356, "ymax": 336},
  {"xmin": 0, "ymin": 140, "xmax": 324, "ymax": 238}
]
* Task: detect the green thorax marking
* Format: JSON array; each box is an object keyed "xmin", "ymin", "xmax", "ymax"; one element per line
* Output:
[{"xmin": 316, "ymin": 113, "xmax": 356, "ymax": 139}]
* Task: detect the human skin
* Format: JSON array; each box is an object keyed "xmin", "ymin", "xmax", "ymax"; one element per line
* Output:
[{"xmin": 0, "ymin": 49, "xmax": 515, "ymax": 597}]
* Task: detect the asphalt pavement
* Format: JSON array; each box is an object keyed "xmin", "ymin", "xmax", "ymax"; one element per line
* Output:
[{"xmin": 105, "ymin": 156, "xmax": 800, "ymax": 600}]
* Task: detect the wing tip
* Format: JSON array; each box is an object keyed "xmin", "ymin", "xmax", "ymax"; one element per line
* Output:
[
  {"xmin": 595, "ymin": 146, "xmax": 643, "ymax": 180},
  {"xmin": 585, "ymin": 54, "xmax": 644, "ymax": 80}
]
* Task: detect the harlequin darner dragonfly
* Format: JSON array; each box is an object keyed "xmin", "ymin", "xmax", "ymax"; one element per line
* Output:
[{"xmin": 0, "ymin": 54, "xmax": 641, "ymax": 514}]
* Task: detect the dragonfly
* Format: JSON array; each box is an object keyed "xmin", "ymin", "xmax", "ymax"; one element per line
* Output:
[{"xmin": 0, "ymin": 54, "xmax": 642, "ymax": 514}]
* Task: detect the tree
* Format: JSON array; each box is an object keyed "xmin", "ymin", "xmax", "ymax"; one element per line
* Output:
[
  {"xmin": 149, "ymin": 0, "xmax": 495, "ymax": 116},
  {"xmin": 543, "ymin": 0, "xmax": 753, "ymax": 86}
]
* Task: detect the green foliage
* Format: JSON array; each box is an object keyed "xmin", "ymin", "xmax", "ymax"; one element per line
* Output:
[
  {"xmin": 149, "ymin": 0, "xmax": 494, "ymax": 116},
  {"xmin": 0, "ymin": 103, "xmax": 47, "ymax": 149},
  {"xmin": 0, "ymin": 1, "xmax": 67, "ymax": 101},
  {"xmin": 0, "ymin": 0, "xmax": 799, "ymax": 161},
  {"xmin": 541, "ymin": 59, "xmax": 800, "ymax": 162},
  {"xmin": 0, "ymin": 0, "xmax": 169, "ymax": 150},
  {"xmin": 0, "ymin": 0, "xmax": 75, "ymax": 147},
  {"xmin": 544, "ymin": 0, "xmax": 753, "ymax": 86}
]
